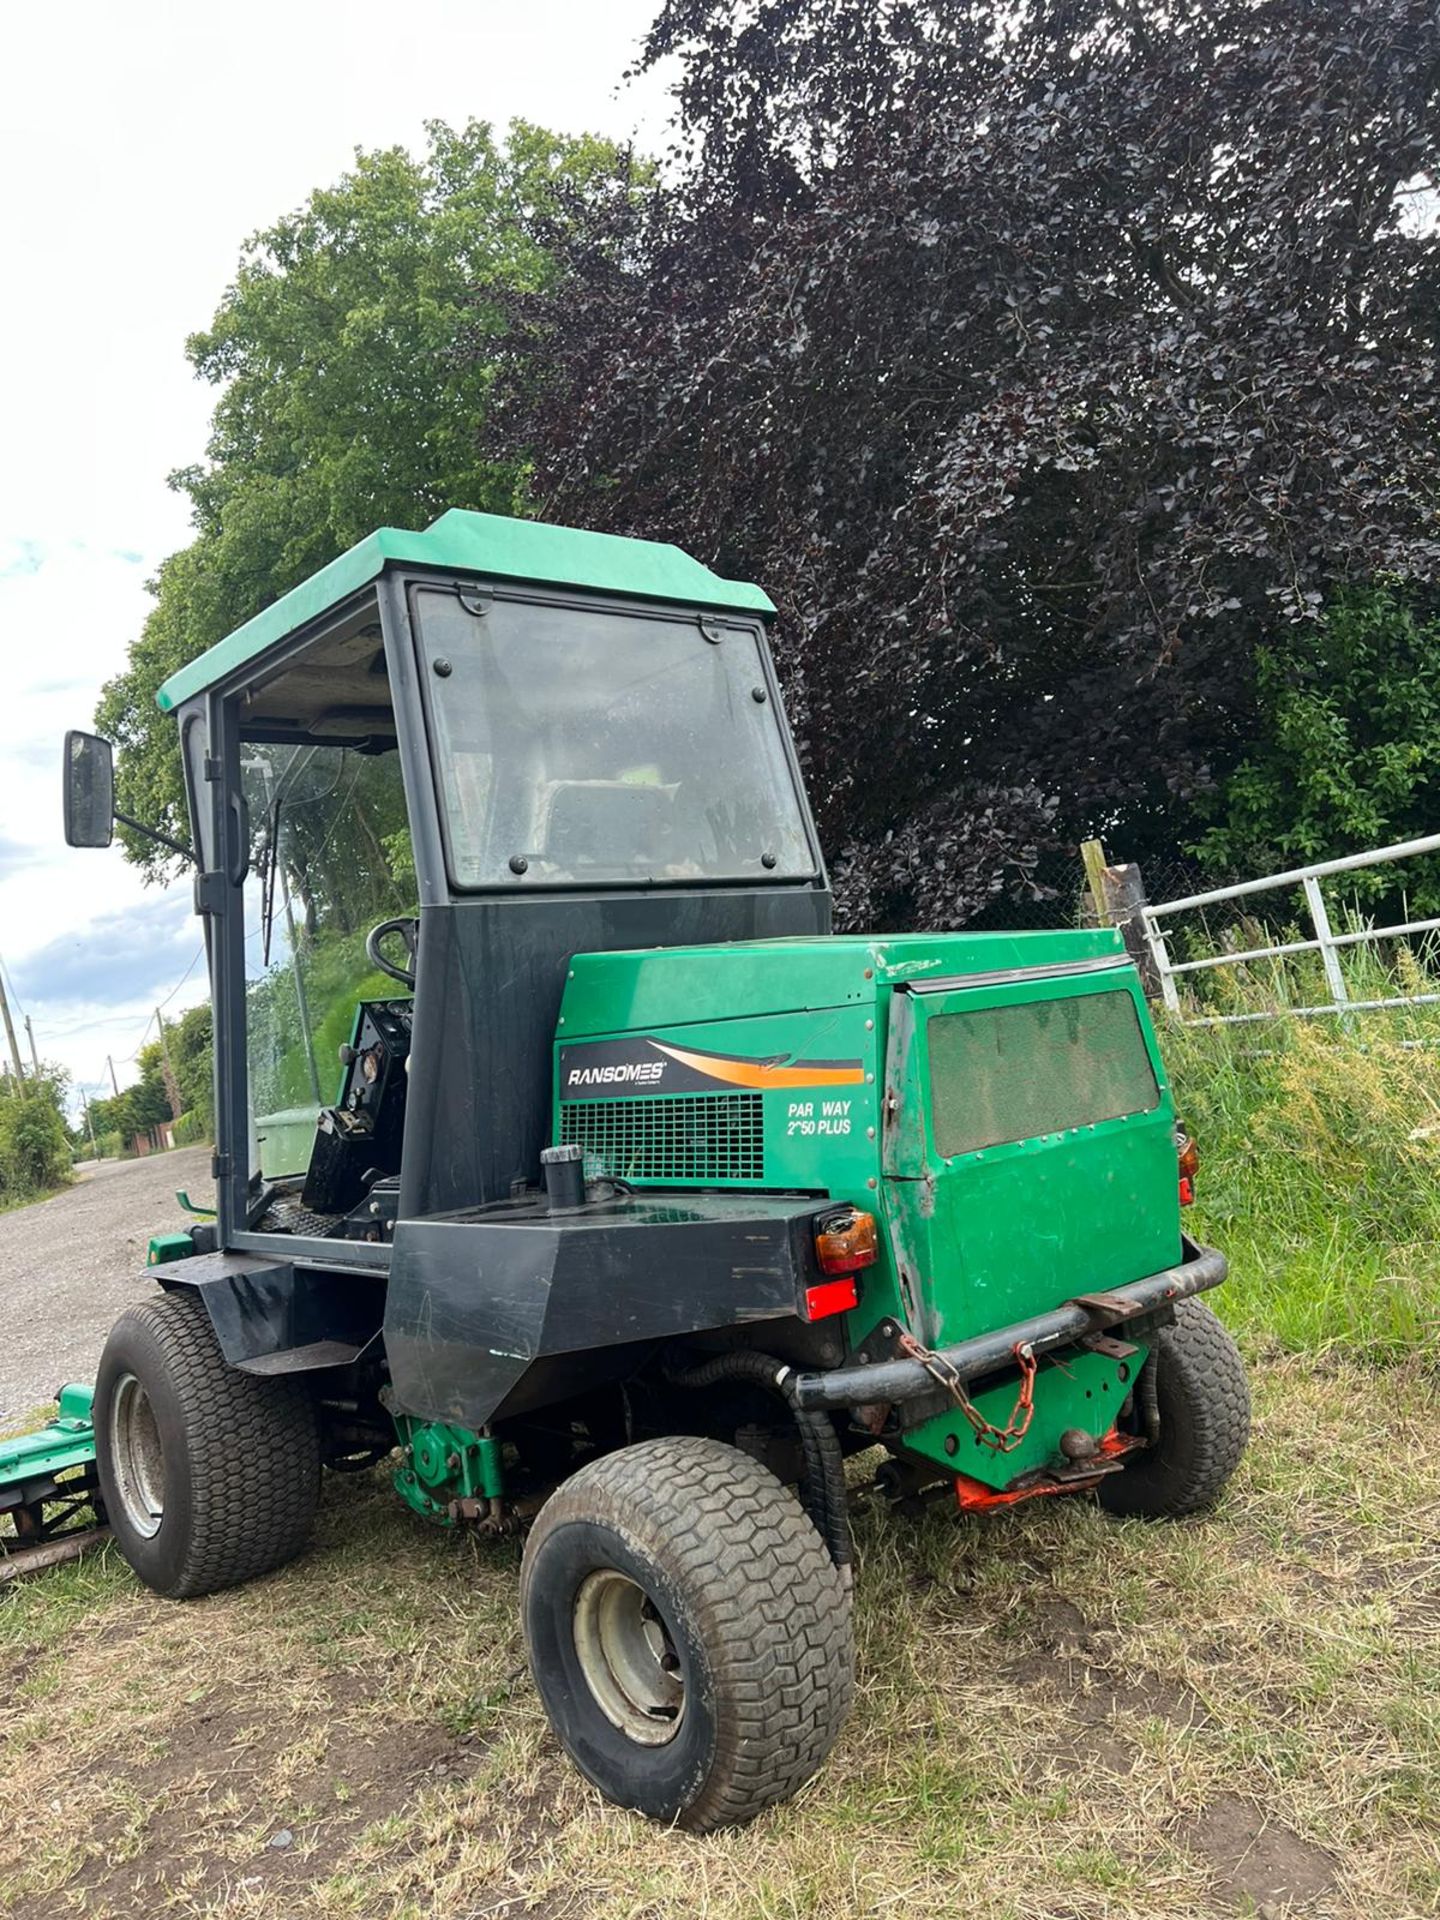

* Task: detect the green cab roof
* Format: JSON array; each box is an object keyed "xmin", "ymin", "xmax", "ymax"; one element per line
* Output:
[{"xmin": 155, "ymin": 509, "xmax": 775, "ymax": 712}]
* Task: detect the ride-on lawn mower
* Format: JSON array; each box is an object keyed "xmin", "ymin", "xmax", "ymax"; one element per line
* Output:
[{"xmin": 41, "ymin": 510, "xmax": 1248, "ymax": 1829}]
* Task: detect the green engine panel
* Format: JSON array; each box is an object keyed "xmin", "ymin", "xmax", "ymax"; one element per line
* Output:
[{"xmin": 554, "ymin": 930, "xmax": 1181, "ymax": 1491}]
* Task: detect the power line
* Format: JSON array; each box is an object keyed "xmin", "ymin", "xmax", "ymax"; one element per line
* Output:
[
  {"xmin": 30, "ymin": 946, "xmax": 208, "ymax": 1055},
  {"xmin": 157, "ymin": 946, "xmax": 205, "ymax": 1009}
]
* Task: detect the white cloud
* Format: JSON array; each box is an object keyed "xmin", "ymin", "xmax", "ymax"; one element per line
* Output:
[{"xmin": 0, "ymin": 0, "xmax": 670, "ymax": 1107}]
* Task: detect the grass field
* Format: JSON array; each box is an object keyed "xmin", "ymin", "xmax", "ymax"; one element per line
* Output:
[{"xmin": 3, "ymin": 977, "xmax": 1438, "ymax": 1919}]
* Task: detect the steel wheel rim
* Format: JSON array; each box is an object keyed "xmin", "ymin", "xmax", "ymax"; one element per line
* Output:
[
  {"xmin": 572, "ymin": 1568, "xmax": 685, "ymax": 1745},
  {"xmin": 109, "ymin": 1372, "xmax": 165, "ymax": 1539}
]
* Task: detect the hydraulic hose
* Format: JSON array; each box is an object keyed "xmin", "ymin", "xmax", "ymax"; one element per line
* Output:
[{"xmin": 665, "ymin": 1349, "xmax": 852, "ymax": 1577}]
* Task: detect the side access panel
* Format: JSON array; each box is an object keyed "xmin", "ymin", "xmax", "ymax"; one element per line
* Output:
[
  {"xmin": 154, "ymin": 1250, "xmax": 386, "ymax": 1375},
  {"xmin": 385, "ymin": 1193, "xmax": 829, "ymax": 1428}
]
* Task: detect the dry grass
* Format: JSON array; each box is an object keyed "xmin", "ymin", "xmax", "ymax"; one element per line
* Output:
[
  {"xmin": 3, "ymin": 1357, "xmax": 1437, "ymax": 1920},
  {"xmin": 5, "ymin": 980, "xmax": 1440, "ymax": 1915}
]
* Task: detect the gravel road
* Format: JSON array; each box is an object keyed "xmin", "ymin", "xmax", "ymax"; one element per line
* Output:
[{"xmin": 0, "ymin": 1148, "xmax": 214, "ymax": 1423}]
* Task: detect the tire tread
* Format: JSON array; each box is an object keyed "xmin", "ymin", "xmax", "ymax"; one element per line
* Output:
[
  {"xmin": 1101, "ymin": 1297, "xmax": 1250, "ymax": 1519},
  {"xmin": 100, "ymin": 1291, "xmax": 319, "ymax": 1597},
  {"xmin": 522, "ymin": 1434, "xmax": 853, "ymax": 1831}
]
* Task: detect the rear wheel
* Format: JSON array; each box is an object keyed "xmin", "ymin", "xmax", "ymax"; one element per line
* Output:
[
  {"xmin": 1100, "ymin": 1298, "xmax": 1250, "ymax": 1519},
  {"xmin": 95, "ymin": 1291, "xmax": 320, "ymax": 1597},
  {"xmin": 521, "ymin": 1435, "xmax": 853, "ymax": 1831}
]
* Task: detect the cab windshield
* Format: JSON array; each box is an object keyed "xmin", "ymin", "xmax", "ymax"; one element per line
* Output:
[{"xmin": 414, "ymin": 590, "xmax": 816, "ymax": 888}]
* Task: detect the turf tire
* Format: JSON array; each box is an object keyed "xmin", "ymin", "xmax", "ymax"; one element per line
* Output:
[
  {"xmin": 95, "ymin": 1289, "xmax": 320, "ymax": 1598},
  {"xmin": 1099, "ymin": 1297, "xmax": 1250, "ymax": 1519},
  {"xmin": 520, "ymin": 1434, "xmax": 853, "ymax": 1832}
]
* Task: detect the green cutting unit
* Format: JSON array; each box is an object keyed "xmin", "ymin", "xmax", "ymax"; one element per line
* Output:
[
  {"xmin": 51, "ymin": 508, "xmax": 1250, "ymax": 1830},
  {"xmin": 0, "ymin": 1385, "xmax": 106, "ymax": 1582}
]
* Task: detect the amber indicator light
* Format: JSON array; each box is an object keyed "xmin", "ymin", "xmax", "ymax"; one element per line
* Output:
[{"xmin": 814, "ymin": 1207, "xmax": 879, "ymax": 1276}]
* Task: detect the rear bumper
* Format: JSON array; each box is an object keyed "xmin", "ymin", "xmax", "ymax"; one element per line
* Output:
[{"xmin": 790, "ymin": 1237, "xmax": 1226, "ymax": 1411}]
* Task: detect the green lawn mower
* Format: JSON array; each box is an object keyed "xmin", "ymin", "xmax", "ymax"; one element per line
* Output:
[{"xmin": 31, "ymin": 509, "xmax": 1249, "ymax": 1828}]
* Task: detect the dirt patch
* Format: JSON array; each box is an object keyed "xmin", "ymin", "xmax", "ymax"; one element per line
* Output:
[
  {"xmin": 0, "ymin": 1641, "xmax": 42, "ymax": 1696},
  {"xmin": 1072, "ymin": 1667, "xmax": 1205, "ymax": 1730},
  {"xmin": 1185, "ymin": 1792, "xmax": 1337, "ymax": 1912},
  {"xmin": 1006, "ymin": 1637, "xmax": 1209, "ymax": 1782},
  {"xmin": 1027, "ymin": 1591, "xmax": 1096, "ymax": 1655},
  {"xmin": 11, "ymin": 1675, "xmax": 506, "ymax": 1920}
]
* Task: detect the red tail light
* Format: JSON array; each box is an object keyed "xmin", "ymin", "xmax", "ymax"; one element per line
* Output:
[{"xmin": 804, "ymin": 1275, "xmax": 860, "ymax": 1320}]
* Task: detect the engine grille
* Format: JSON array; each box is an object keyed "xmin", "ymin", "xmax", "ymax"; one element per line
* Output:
[{"xmin": 559, "ymin": 1092, "xmax": 764, "ymax": 1184}]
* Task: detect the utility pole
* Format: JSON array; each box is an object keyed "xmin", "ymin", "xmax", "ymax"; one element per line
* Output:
[
  {"xmin": 81, "ymin": 1095, "xmax": 98, "ymax": 1157},
  {"xmin": 107, "ymin": 1055, "xmax": 120, "ymax": 1097},
  {"xmin": 24, "ymin": 1014, "xmax": 40, "ymax": 1078},
  {"xmin": 0, "ymin": 962, "xmax": 24, "ymax": 1082},
  {"xmin": 155, "ymin": 1007, "xmax": 183, "ymax": 1120}
]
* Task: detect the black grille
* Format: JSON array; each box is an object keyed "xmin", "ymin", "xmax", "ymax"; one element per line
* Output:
[{"xmin": 559, "ymin": 1092, "xmax": 764, "ymax": 1183}]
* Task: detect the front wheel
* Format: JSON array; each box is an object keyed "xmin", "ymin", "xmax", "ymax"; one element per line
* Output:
[
  {"xmin": 520, "ymin": 1435, "xmax": 853, "ymax": 1831},
  {"xmin": 1099, "ymin": 1298, "xmax": 1250, "ymax": 1519},
  {"xmin": 95, "ymin": 1291, "xmax": 320, "ymax": 1597}
]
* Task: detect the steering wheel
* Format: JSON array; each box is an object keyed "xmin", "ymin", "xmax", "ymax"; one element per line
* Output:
[{"xmin": 366, "ymin": 917, "xmax": 419, "ymax": 990}]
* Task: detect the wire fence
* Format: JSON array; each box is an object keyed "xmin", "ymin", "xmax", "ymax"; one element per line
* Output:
[{"xmin": 962, "ymin": 847, "xmax": 1097, "ymax": 933}]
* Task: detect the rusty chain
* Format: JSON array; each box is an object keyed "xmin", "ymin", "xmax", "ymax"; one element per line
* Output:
[{"xmin": 896, "ymin": 1332, "xmax": 1039, "ymax": 1454}]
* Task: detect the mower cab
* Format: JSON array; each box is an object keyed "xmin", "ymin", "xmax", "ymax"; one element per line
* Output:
[{"xmin": 55, "ymin": 508, "xmax": 1250, "ymax": 1831}]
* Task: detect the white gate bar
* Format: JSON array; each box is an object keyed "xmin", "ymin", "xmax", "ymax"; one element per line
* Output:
[
  {"xmin": 1142, "ymin": 909, "xmax": 1182, "ymax": 1012},
  {"xmin": 1148, "ymin": 830, "xmax": 1440, "ymax": 919},
  {"xmin": 1329, "ymin": 915, "xmax": 1440, "ymax": 948},
  {"xmin": 1302, "ymin": 875, "xmax": 1349, "ymax": 1006},
  {"xmin": 1159, "ymin": 916, "xmax": 1440, "ymax": 978},
  {"xmin": 1168, "ymin": 935, "xmax": 1326, "ymax": 976},
  {"xmin": 1187, "ymin": 992, "xmax": 1440, "ymax": 1028}
]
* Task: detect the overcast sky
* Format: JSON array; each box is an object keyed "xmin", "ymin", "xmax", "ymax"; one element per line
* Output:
[{"xmin": 0, "ymin": 0, "xmax": 667, "ymax": 1115}]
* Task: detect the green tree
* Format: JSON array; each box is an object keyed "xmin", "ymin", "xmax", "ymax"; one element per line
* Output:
[
  {"xmin": 169, "ymin": 1002, "xmax": 214, "ymax": 1137},
  {"xmin": 131, "ymin": 1040, "xmax": 180, "ymax": 1130},
  {"xmin": 98, "ymin": 118, "xmax": 625, "ymax": 876},
  {"xmin": 84, "ymin": 1090, "xmax": 136, "ymax": 1147},
  {"xmin": 0, "ymin": 1070, "xmax": 73, "ymax": 1201},
  {"xmin": 1192, "ymin": 588, "xmax": 1440, "ymax": 910},
  {"xmin": 492, "ymin": 0, "xmax": 1440, "ymax": 927},
  {"xmin": 84, "ymin": 1047, "xmax": 172, "ymax": 1149}
]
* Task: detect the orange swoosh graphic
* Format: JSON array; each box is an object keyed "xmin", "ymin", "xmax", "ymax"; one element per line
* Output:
[{"xmin": 651, "ymin": 1043, "xmax": 865, "ymax": 1090}]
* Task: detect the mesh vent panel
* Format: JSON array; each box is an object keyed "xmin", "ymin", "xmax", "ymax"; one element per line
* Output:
[
  {"xmin": 929, "ymin": 989, "xmax": 1160, "ymax": 1157},
  {"xmin": 560, "ymin": 1092, "xmax": 764, "ymax": 1183}
]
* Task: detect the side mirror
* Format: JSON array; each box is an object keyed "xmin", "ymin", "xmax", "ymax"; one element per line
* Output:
[{"xmin": 63, "ymin": 731, "xmax": 115, "ymax": 849}]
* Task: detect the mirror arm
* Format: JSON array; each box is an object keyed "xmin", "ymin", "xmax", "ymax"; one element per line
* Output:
[{"xmin": 114, "ymin": 808, "xmax": 196, "ymax": 866}]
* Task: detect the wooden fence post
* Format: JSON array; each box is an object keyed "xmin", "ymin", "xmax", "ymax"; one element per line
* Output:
[{"xmin": 1080, "ymin": 839, "xmax": 1112, "ymax": 926}]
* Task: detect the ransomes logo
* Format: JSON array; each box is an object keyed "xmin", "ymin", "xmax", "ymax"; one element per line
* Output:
[
  {"xmin": 565, "ymin": 1061, "xmax": 666, "ymax": 1089},
  {"xmin": 558, "ymin": 1037, "xmax": 864, "ymax": 1101}
]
